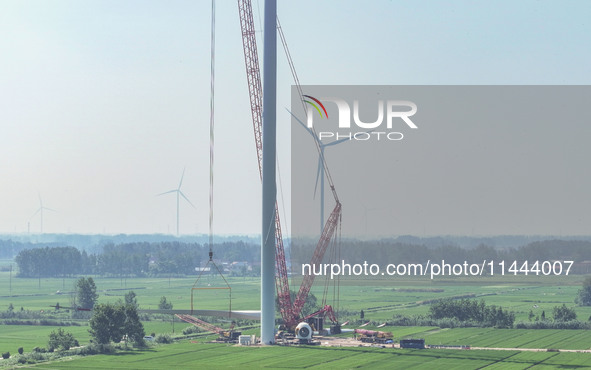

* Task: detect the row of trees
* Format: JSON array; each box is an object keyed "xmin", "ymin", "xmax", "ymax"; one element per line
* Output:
[
  {"xmin": 13, "ymin": 238, "xmax": 591, "ymax": 278},
  {"xmin": 429, "ymin": 298, "xmax": 515, "ymax": 328},
  {"xmin": 291, "ymin": 239, "xmax": 591, "ymax": 271},
  {"xmin": 0, "ymin": 234, "xmax": 261, "ymax": 258},
  {"xmin": 15, "ymin": 247, "xmax": 95, "ymax": 278},
  {"xmin": 527, "ymin": 304, "xmax": 578, "ymax": 323},
  {"xmin": 516, "ymin": 303, "xmax": 588, "ymax": 329},
  {"xmin": 14, "ymin": 241, "xmax": 259, "ymax": 278}
]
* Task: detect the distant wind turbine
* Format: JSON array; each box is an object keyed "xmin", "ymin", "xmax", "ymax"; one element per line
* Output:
[
  {"xmin": 156, "ymin": 168, "xmax": 196, "ymax": 236},
  {"xmin": 288, "ymin": 109, "xmax": 362, "ymax": 235},
  {"xmin": 31, "ymin": 194, "xmax": 56, "ymax": 234}
]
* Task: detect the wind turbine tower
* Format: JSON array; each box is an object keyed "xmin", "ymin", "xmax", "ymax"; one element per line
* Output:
[
  {"xmin": 31, "ymin": 194, "xmax": 56, "ymax": 234},
  {"xmin": 289, "ymin": 110, "xmax": 352, "ymax": 235}
]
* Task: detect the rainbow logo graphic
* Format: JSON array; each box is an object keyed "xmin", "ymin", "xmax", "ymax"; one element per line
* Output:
[{"xmin": 303, "ymin": 95, "xmax": 328, "ymax": 119}]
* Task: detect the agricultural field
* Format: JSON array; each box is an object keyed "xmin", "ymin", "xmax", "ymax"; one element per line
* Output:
[
  {"xmin": 0, "ymin": 273, "xmax": 261, "ymax": 312},
  {"xmin": 0, "ymin": 319, "xmax": 196, "ymax": 355},
  {"xmin": 1, "ymin": 272, "xmax": 591, "ymax": 368},
  {"xmin": 411, "ymin": 327, "xmax": 591, "ymax": 350},
  {"xmin": 0, "ymin": 272, "xmax": 588, "ymax": 318},
  {"xmin": 29, "ymin": 341, "xmax": 591, "ymax": 369},
  {"xmin": 0, "ymin": 325, "xmax": 91, "ymax": 351}
]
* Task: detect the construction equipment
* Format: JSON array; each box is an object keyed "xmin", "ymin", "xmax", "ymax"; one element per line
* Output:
[
  {"xmin": 294, "ymin": 322, "xmax": 313, "ymax": 343},
  {"xmin": 176, "ymin": 314, "xmax": 241, "ymax": 343},
  {"xmin": 304, "ymin": 304, "xmax": 340, "ymax": 335},
  {"xmin": 237, "ymin": 0, "xmax": 342, "ymax": 334},
  {"xmin": 303, "ymin": 305, "xmax": 337, "ymax": 324},
  {"xmin": 354, "ymin": 329, "xmax": 394, "ymax": 344}
]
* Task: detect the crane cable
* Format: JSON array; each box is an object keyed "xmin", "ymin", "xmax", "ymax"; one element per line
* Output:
[
  {"xmin": 206, "ymin": 0, "xmax": 225, "ymax": 278},
  {"xmin": 277, "ymin": 17, "xmax": 339, "ymax": 204},
  {"xmin": 204, "ymin": 0, "xmax": 227, "ymax": 281},
  {"xmin": 190, "ymin": 0, "xmax": 231, "ymax": 317},
  {"xmin": 208, "ymin": 0, "xmax": 215, "ymax": 260},
  {"xmin": 278, "ymin": 16, "xmax": 342, "ymax": 321}
]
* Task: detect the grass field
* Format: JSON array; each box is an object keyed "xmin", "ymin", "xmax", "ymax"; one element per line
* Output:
[
  {"xmin": 28, "ymin": 341, "xmax": 591, "ymax": 369},
  {"xmin": 1, "ymin": 271, "xmax": 591, "ymax": 368},
  {"xmin": 0, "ymin": 320, "xmax": 198, "ymax": 355},
  {"xmin": 3, "ymin": 273, "xmax": 589, "ymax": 322},
  {"xmin": 419, "ymin": 327, "xmax": 591, "ymax": 350}
]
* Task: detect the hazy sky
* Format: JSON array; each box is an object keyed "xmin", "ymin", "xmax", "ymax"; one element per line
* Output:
[
  {"xmin": 292, "ymin": 86, "xmax": 591, "ymax": 238},
  {"xmin": 1, "ymin": 0, "xmax": 590, "ymax": 235}
]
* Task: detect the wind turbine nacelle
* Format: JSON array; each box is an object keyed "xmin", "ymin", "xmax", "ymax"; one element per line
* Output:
[{"xmin": 295, "ymin": 322, "xmax": 312, "ymax": 340}]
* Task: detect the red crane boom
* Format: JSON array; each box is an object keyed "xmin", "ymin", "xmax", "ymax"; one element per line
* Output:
[
  {"xmin": 237, "ymin": 0, "xmax": 341, "ymax": 330},
  {"xmin": 237, "ymin": 0, "xmax": 292, "ymax": 323},
  {"xmin": 176, "ymin": 314, "xmax": 223, "ymax": 334}
]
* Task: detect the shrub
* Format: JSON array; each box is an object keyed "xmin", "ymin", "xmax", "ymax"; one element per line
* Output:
[
  {"xmin": 182, "ymin": 326, "xmax": 200, "ymax": 335},
  {"xmin": 77, "ymin": 343, "xmax": 114, "ymax": 355},
  {"xmin": 32, "ymin": 346, "xmax": 46, "ymax": 353},
  {"xmin": 48, "ymin": 328, "xmax": 78, "ymax": 351},
  {"xmin": 18, "ymin": 347, "xmax": 24, "ymax": 355},
  {"xmin": 30, "ymin": 351, "xmax": 45, "ymax": 360},
  {"xmin": 155, "ymin": 334, "xmax": 173, "ymax": 344},
  {"xmin": 132, "ymin": 338, "xmax": 147, "ymax": 348},
  {"xmin": 553, "ymin": 304, "xmax": 577, "ymax": 322},
  {"xmin": 75, "ymin": 343, "xmax": 112, "ymax": 355},
  {"xmin": 2, "ymin": 352, "xmax": 10, "ymax": 359},
  {"xmin": 158, "ymin": 296, "xmax": 173, "ymax": 310}
]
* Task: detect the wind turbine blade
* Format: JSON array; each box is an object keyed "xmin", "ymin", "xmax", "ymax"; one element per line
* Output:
[
  {"xmin": 179, "ymin": 191, "xmax": 196, "ymax": 209},
  {"xmin": 156, "ymin": 189, "xmax": 177, "ymax": 197},
  {"xmin": 324, "ymin": 128, "xmax": 374, "ymax": 147},
  {"xmin": 286, "ymin": 108, "xmax": 319, "ymax": 142},
  {"xmin": 43, "ymin": 207, "xmax": 57, "ymax": 212},
  {"xmin": 31, "ymin": 208, "xmax": 41, "ymax": 218},
  {"xmin": 324, "ymin": 136, "xmax": 351, "ymax": 147},
  {"xmin": 178, "ymin": 167, "xmax": 186, "ymax": 189}
]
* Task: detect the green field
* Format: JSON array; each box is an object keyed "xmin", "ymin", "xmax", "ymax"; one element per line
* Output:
[
  {"xmin": 1, "ymin": 272, "xmax": 591, "ymax": 368},
  {"xmin": 28, "ymin": 341, "xmax": 591, "ymax": 369},
  {"xmin": 419, "ymin": 327, "xmax": 591, "ymax": 349},
  {"xmin": 1, "ymin": 272, "xmax": 589, "ymax": 320}
]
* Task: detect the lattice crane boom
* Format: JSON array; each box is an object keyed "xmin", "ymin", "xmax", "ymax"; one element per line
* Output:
[
  {"xmin": 289, "ymin": 201, "xmax": 341, "ymax": 328},
  {"xmin": 237, "ymin": 0, "xmax": 293, "ymax": 324},
  {"xmin": 237, "ymin": 0, "xmax": 341, "ymax": 330},
  {"xmin": 176, "ymin": 314, "xmax": 223, "ymax": 334}
]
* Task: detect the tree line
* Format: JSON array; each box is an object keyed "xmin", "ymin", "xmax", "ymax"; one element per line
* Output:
[
  {"xmin": 291, "ymin": 239, "xmax": 591, "ymax": 274},
  {"xmin": 15, "ymin": 247, "xmax": 95, "ymax": 278},
  {"xmin": 13, "ymin": 238, "xmax": 591, "ymax": 278},
  {"xmin": 0, "ymin": 234, "xmax": 261, "ymax": 258},
  {"xmin": 14, "ymin": 241, "xmax": 259, "ymax": 278},
  {"xmin": 429, "ymin": 298, "xmax": 515, "ymax": 328}
]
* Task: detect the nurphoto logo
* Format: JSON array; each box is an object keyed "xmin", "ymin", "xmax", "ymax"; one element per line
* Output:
[{"xmin": 303, "ymin": 95, "xmax": 418, "ymax": 142}]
